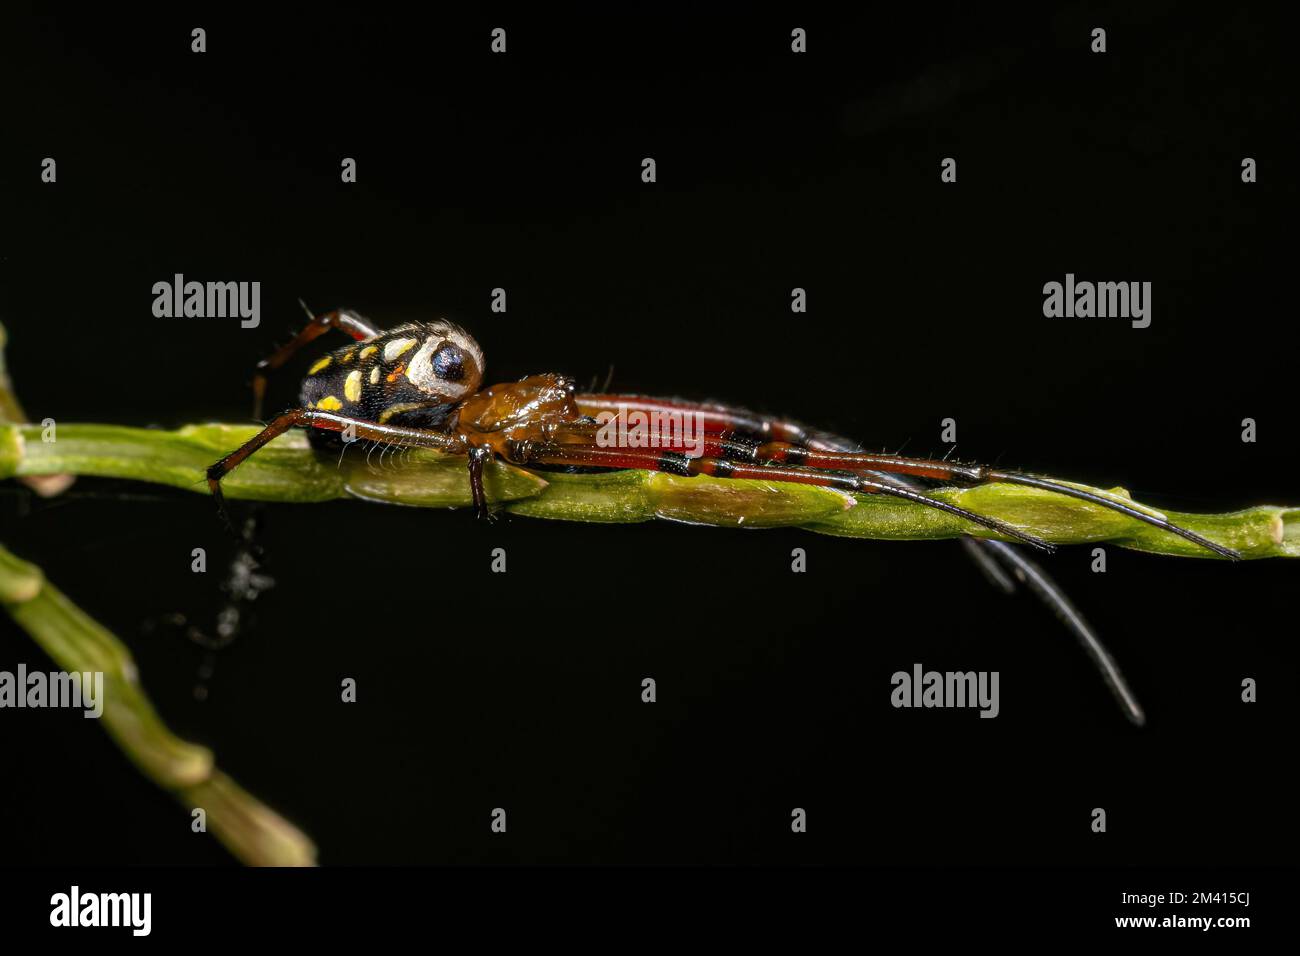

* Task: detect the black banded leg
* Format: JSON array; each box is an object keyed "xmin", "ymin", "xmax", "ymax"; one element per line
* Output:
[
  {"xmin": 503, "ymin": 440, "xmax": 1056, "ymax": 553},
  {"xmin": 573, "ymin": 394, "xmax": 1150, "ymax": 721},
  {"xmin": 750, "ymin": 444, "xmax": 1240, "ymax": 560}
]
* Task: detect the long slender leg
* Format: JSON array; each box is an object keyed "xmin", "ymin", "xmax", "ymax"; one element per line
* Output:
[
  {"xmin": 503, "ymin": 439, "xmax": 1055, "ymax": 552},
  {"xmin": 206, "ymin": 408, "xmax": 467, "ymax": 516},
  {"xmin": 572, "ymin": 394, "xmax": 1150, "ymax": 721},
  {"xmin": 575, "ymin": 394, "xmax": 1237, "ymax": 559},
  {"xmin": 723, "ymin": 413, "xmax": 1149, "ymax": 723},
  {"xmin": 539, "ymin": 419, "xmax": 1059, "ymax": 550},
  {"xmin": 576, "ymin": 393, "xmax": 846, "ymax": 449},
  {"xmin": 959, "ymin": 536, "xmax": 1018, "ymax": 595},
  {"xmin": 746, "ymin": 443, "xmax": 1239, "ymax": 560},
  {"xmin": 978, "ymin": 540, "xmax": 1146, "ymax": 726},
  {"xmin": 964, "ymin": 534, "xmax": 1148, "ymax": 724},
  {"xmin": 251, "ymin": 305, "xmax": 380, "ymax": 418}
]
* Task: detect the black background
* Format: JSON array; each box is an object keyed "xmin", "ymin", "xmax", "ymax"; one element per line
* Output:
[{"xmin": 0, "ymin": 2, "xmax": 1295, "ymax": 878}]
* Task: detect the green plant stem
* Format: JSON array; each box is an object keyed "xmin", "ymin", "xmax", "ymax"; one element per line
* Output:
[{"xmin": 2, "ymin": 422, "xmax": 1294, "ymax": 559}]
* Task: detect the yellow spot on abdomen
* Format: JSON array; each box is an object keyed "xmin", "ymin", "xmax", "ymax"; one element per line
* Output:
[
  {"xmin": 359, "ymin": 345, "xmax": 378, "ymax": 359},
  {"xmin": 369, "ymin": 367, "xmax": 381, "ymax": 385},
  {"xmin": 383, "ymin": 338, "xmax": 417, "ymax": 361},
  {"xmin": 340, "ymin": 349, "xmax": 356, "ymax": 363},
  {"xmin": 307, "ymin": 356, "xmax": 332, "ymax": 375},
  {"xmin": 378, "ymin": 402, "xmax": 426, "ymax": 424},
  {"xmin": 316, "ymin": 395, "xmax": 343, "ymax": 411},
  {"xmin": 344, "ymin": 369, "xmax": 363, "ymax": 402}
]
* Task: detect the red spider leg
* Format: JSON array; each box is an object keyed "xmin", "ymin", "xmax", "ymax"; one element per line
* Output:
[
  {"xmin": 503, "ymin": 439, "xmax": 1055, "ymax": 552},
  {"xmin": 539, "ymin": 419, "xmax": 764, "ymax": 460},
  {"xmin": 576, "ymin": 396, "xmax": 1236, "ymax": 559},
  {"xmin": 572, "ymin": 405, "xmax": 1028, "ymax": 572},
  {"xmin": 577, "ymin": 394, "xmax": 836, "ymax": 447},
  {"xmin": 574, "ymin": 395, "xmax": 1150, "ymax": 722},
  {"xmin": 251, "ymin": 305, "xmax": 379, "ymax": 419}
]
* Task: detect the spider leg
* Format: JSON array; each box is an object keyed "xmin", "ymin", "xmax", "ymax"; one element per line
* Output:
[
  {"xmin": 576, "ymin": 393, "xmax": 849, "ymax": 449},
  {"xmin": 251, "ymin": 305, "xmax": 380, "ymax": 419},
  {"xmin": 959, "ymin": 536, "xmax": 1018, "ymax": 595},
  {"xmin": 976, "ymin": 540, "xmax": 1146, "ymax": 726},
  {"xmin": 503, "ymin": 439, "xmax": 1055, "ymax": 552},
  {"xmin": 467, "ymin": 445, "xmax": 496, "ymax": 519},
  {"xmin": 571, "ymin": 394, "xmax": 1149, "ymax": 722},
  {"xmin": 206, "ymin": 409, "xmax": 467, "ymax": 525},
  {"xmin": 745, "ymin": 444, "xmax": 1239, "ymax": 560},
  {"xmin": 578, "ymin": 393, "xmax": 1239, "ymax": 558}
]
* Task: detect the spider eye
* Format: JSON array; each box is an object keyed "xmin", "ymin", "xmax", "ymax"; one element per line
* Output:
[{"xmin": 432, "ymin": 343, "xmax": 466, "ymax": 382}]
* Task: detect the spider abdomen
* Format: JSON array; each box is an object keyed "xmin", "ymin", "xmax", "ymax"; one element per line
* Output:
[{"xmin": 295, "ymin": 321, "xmax": 482, "ymax": 441}]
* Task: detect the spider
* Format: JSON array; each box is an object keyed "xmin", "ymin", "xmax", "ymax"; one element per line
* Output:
[{"xmin": 208, "ymin": 304, "xmax": 1239, "ymax": 725}]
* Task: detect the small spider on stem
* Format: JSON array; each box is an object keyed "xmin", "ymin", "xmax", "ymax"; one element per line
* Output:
[{"xmin": 206, "ymin": 304, "xmax": 1242, "ymax": 725}]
